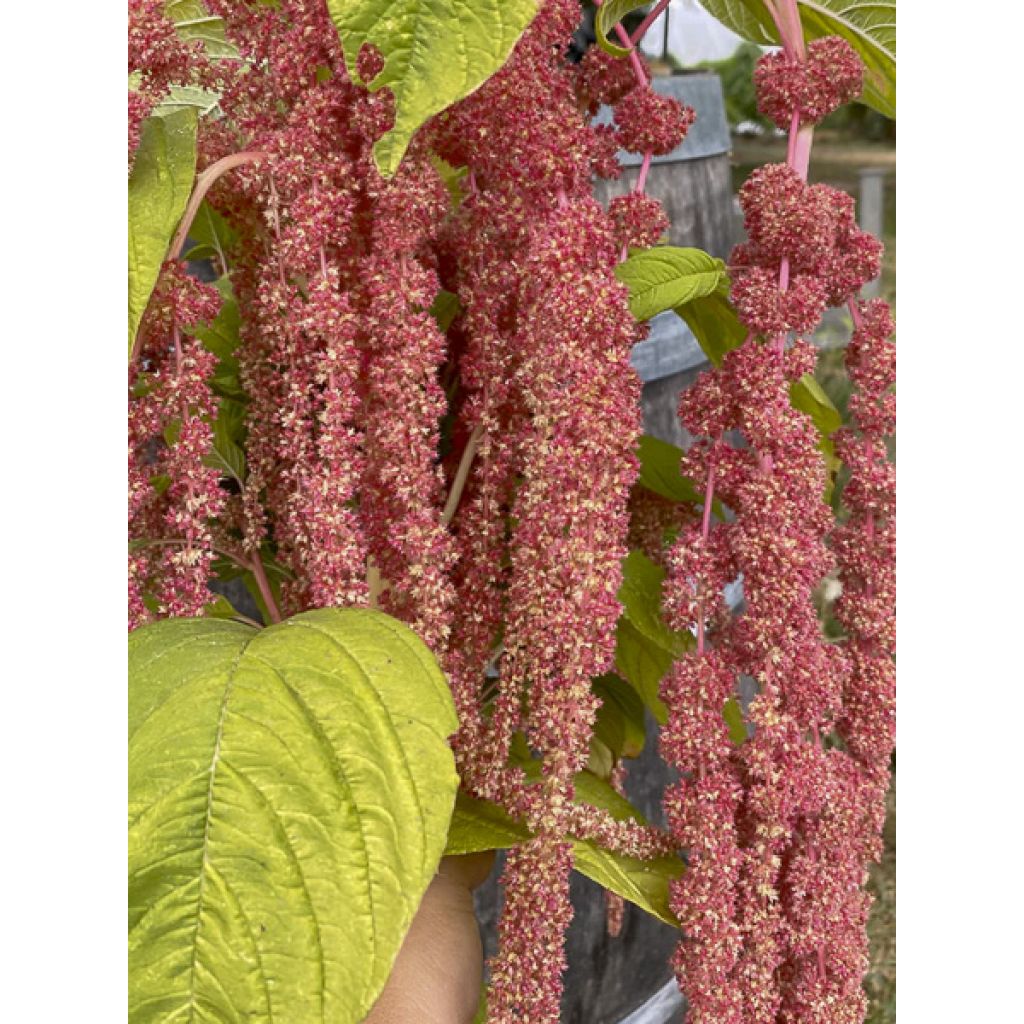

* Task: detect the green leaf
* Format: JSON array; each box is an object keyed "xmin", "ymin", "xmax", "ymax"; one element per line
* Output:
[
  {"xmin": 615, "ymin": 618, "xmax": 671, "ymax": 724},
  {"xmin": 790, "ymin": 372, "xmax": 842, "ymax": 436},
  {"xmin": 165, "ymin": 0, "xmax": 240, "ymax": 59},
  {"xmin": 619, "ymin": 550, "xmax": 685, "ymax": 658},
  {"xmin": 444, "ymin": 790, "xmax": 531, "ymax": 856},
  {"xmin": 443, "ymin": 789, "xmax": 682, "ymax": 927},
  {"xmin": 192, "ymin": 277, "xmax": 246, "ymax": 400},
  {"xmin": 616, "ymin": 246, "xmax": 727, "ymax": 323},
  {"xmin": 637, "ymin": 434, "xmax": 704, "ymax": 507},
  {"xmin": 203, "ymin": 594, "xmax": 245, "ymax": 620},
  {"xmin": 673, "ymin": 283, "xmax": 747, "ymax": 367},
  {"xmin": 129, "ymin": 608, "xmax": 459, "ymax": 1024},
  {"xmin": 789, "ymin": 372, "xmax": 842, "ymax": 501},
  {"xmin": 697, "ymin": 0, "xmax": 896, "ymax": 119},
  {"xmin": 430, "ymin": 154, "xmax": 469, "ymax": 206},
  {"xmin": 128, "ymin": 108, "xmax": 198, "ymax": 359},
  {"xmin": 722, "ymin": 697, "xmax": 748, "ymax": 745},
  {"xmin": 594, "ymin": 0, "xmax": 650, "ymax": 57},
  {"xmin": 614, "ymin": 550, "xmax": 695, "ymax": 723},
  {"xmin": 184, "ymin": 201, "xmax": 239, "ymax": 264},
  {"xmin": 204, "ymin": 397, "xmax": 248, "ymax": 485},
  {"xmin": 326, "ymin": 0, "xmax": 539, "ymax": 176},
  {"xmin": 152, "ymin": 84, "xmax": 222, "ymax": 118},
  {"xmin": 572, "ymin": 844, "xmax": 683, "ymax": 928},
  {"xmin": 593, "ymin": 673, "xmax": 646, "ymax": 759},
  {"xmin": 429, "ymin": 289, "xmax": 462, "ymax": 332}
]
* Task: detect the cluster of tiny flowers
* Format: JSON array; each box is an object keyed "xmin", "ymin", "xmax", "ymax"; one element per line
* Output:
[
  {"xmin": 730, "ymin": 161, "xmax": 881, "ymax": 337},
  {"xmin": 754, "ymin": 37, "xmax": 862, "ymax": 129},
  {"xmin": 656, "ymin": 26, "xmax": 894, "ymax": 1024},
  {"xmin": 428, "ymin": 4, "xmax": 684, "ymax": 1017},
  {"xmin": 128, "ymin": 0, "xmax": 216, "ymax": 171},
  {"xmin": 826, "ymin": 298, "xmax": 896, "ymax": 1022},
  {"xmin": 129, "ymin": 263, "xmax": 224, "ymax": 628},
  {"xmin": 663, "ymin": 332, "xmax": 845, "ymax": 1023},
  {"xmin": 614, "ymin": 87, "xmax": 696, "ymax": 156}
]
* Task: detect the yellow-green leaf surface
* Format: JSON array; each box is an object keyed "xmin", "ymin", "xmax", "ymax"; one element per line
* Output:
[
  {"xmin": 698, "ymin": 0, "xmax": 895, "ymax": 119},
  {"xmin": 444, "ymin": 779, "xmax": 682, "ymax": 927},
  {"xmin": 129, "ymin": 608, "xmax": 459, "ymax": 1023},
  {"xmin": 128, "ymin": 108, "xmax": 197, "ymax": 359},
  {"xmin": 165, "ymin": 0, "xmax": 240, "ymax": 60},
  {"xmin": 616, "ymin": 246, "xmax": 727, "ymax": 323},
  {"xmin": 326, "ymin": 0, "xmax": 539, "ymax": 176},
  {"xmin": 594, "ymin": 0, "xmax": 651, "ymax": 57}
]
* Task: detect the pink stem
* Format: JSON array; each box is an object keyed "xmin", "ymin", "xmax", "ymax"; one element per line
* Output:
[
  {"xmin": 791, "ymin": 124, "xmax": 815, "ymax": 181},
  {"xmin": 169, "ymin": 150, "xmax": 269, "ymax": 262},
  {"xmin": 614, "ymin": 23, "xmax": 649, "ymax": 86},
  {"xmin": 631, "ymin": 0, "xmax": 672, "ymax": 44},
  {"xmin": 251, "ymin": 553, "xmax": 282, "ymax": 624},
  {"xmin": 635, "ymin": 150, "xmax": 653, "ymax": 193},
  {"xmin": 695, "ymin": 449, "xmax": 718, "ymax": 658},
  {"xmin": 786, "ymin": 107, "xmax": 801, "ymax": 166}
]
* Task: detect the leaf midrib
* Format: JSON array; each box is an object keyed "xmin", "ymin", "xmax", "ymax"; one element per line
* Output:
[{"xmin": 184, "ymin": 638, "xmax": 246, "ymax": 1024}]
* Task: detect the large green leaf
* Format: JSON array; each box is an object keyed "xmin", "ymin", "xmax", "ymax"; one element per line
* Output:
[
  {"xmin": 129, "ymin": 608, "xmax": 459, "ymax": 1023},
  {"xmin": 790, "ymin": 372, "xmax": 842, "ymax": 436},
  {"xmin": 638, "ymin": 434, "xmax": 705, "ymax": 507},
  {"xmin": 444, "ymin": 789, "xmax": 682, "ymax": 926},
  {"xmin": 128, "ymin": 108, "xmax": 198, "ymax": 359},
  {"xmin": 616, "ymin": 246, "xmax": 727, "ymax": 323},
  {"xmin": 615, "ymin": 619, "xmax": 671, "ymax": 723},
  {"xmin": 614, "ymin": 550, "xmax": 691, "ymax": 723},
  {"xmin": 594, "ymin": 0, "xmax": 651, "ymax": 57},
  {"xmin": 165, "ymin": 0, "xmax": 240, "ymax": 60},
  {"xmin": 326, "ymin": 0, "xmax": 539, "ymax": 176},
  {"xmin": 673, "ymin": 281, "xmax": 748, "ymax": 366},
  {"xmin": 697, "ymin": 0, "xmax": 896, "ymax": 119},
  {"xmin": 593, "ymin": 673, "xmax": 646, "ymax": 759}
]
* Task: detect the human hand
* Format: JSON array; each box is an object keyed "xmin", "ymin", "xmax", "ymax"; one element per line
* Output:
[{"xmin": 364, "ymin": 852, "xmax": 494, "ymax": 1023}]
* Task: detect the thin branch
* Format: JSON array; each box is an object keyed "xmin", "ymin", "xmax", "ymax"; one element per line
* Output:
[
  {"xmin": 169, "ymin": 150, "xmax": 269, "ymax": 263},
  {"xmin": 443, "ymin": 423, "xmax": 484, "ymax": 526}
]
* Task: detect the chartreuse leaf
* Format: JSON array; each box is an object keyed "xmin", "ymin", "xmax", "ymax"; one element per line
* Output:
[
  {"xmin": 165, "ymin": 0, "xmax": 240, "ymax": 60},
  {"xmin": 593, "ymin": 673, "xmax": 646, "ymax": 759},
  {"xmin": 444, "ymin": 786, "xmax": 682, "ymax": 927},
  {"xmin": 573, "ymin": 845, "xmax": 682, "ymax": 928},
  {"xmin": 152, "ymin": 85, "xmax": 222, "ymax": 119},
  {"xmin": 594, "ymin": 0, "xmax": 651, "ymax": 57},
  {"xmin": 326, "ymin": 0, "xmax": 539, "ymax": 176},
  {"xmin": 674, "ymin": 279, "xmax": 748, "ymax": 367},
  {"xmin": 723, "ymin": 697, "xmax": 748, "ymax": 745},
  {"xmin": 128, "ymin": 108, "xmax": 197, "ymax": 359},
  {"xmin": 444, "ymin": 790, "xmax": 531, "ymax": 856},
  {"xmin": 183, "ymin": 201, "xmax": 239, "ymax": 264},
  {"xmin": 129, "ymin": 608, "xmax": 459, "ymax": 1023},
  {"xmin": 789, "ymin": 372, "xmax": 843, "ymax": 500},
  {"xmin": 637, "ymin": 434, "xmax": 721, "ymax": 512},
  {"xmin": 790, "ymin": 373, "xmax": 842, "ymax": 436},
  {"xmin": 430, "ymin": 289, "xmax": 462, "ymax": 332},
  {"xmin": 697, "ymin": 0, "xmax": 895, "ymax": 119},
  {"xmin": 615, "ymin": 550, "xmax": 691, "ymax": 723},
  {"xmin": 616, "ymin": 247, "xmax": 727, "ymax": 323}
]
